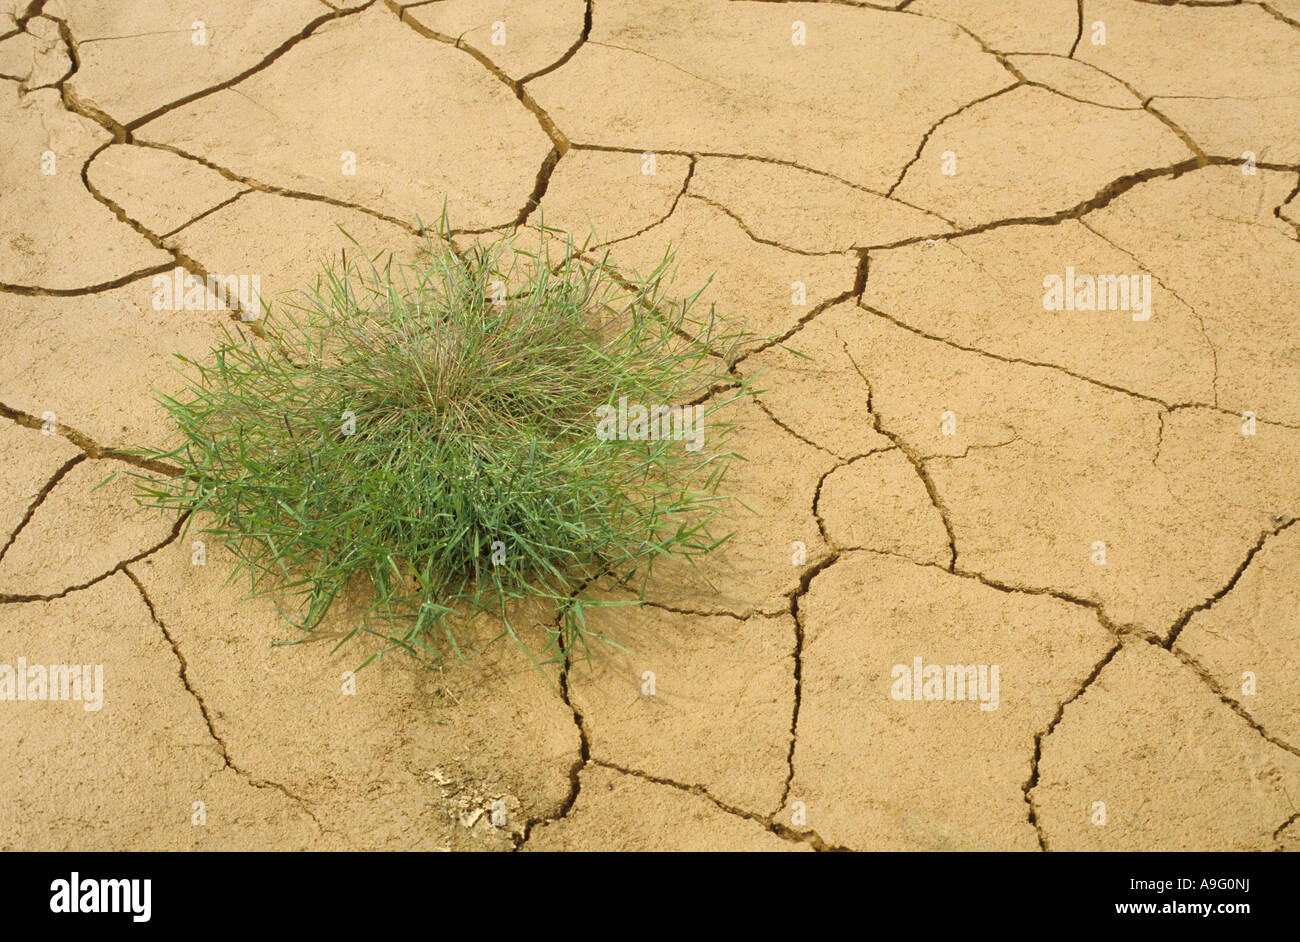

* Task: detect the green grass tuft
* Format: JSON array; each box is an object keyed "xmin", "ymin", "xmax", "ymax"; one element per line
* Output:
[{"xmin": 126, "ymin": 221, "xmax": 754, "ymax": 673}]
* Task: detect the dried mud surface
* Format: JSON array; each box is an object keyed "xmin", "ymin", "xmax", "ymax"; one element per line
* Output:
[{"xmin": 1, "ymin": 0, "xmax": 1298, "ymax": 851}]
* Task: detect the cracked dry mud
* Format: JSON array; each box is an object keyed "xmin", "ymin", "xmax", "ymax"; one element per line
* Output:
[{"xmin": 1, "ymin": 0, "xmax": 1297, "ymax": 852}]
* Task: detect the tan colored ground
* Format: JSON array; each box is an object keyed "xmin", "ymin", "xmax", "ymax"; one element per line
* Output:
[{"xmin": 1, "ymin": 0, "xmax": 1298, "ymax": 851}]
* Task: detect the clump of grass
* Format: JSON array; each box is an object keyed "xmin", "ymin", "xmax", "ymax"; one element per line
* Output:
[{"xmin": 127, "ymin": 222, "xmax": 753, "ymax": 672}]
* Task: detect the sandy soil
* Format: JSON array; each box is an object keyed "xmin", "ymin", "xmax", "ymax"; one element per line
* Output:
[{"xmin": 2, "ymin": 0, "xmax": 1298, "ymax": 851}]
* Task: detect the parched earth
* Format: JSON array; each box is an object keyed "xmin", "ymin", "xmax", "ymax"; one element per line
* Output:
[{"xmin": 1, "ymin": 0, "xmax": 1298, "ymax": 852}]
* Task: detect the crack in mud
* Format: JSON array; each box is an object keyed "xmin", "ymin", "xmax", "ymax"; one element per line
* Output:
[
  {"xmin": 17, "ymin": 7, "xmax": 429, "ymax": 315},
  {"xmin": 129, "ymin": 140, "xmax": 423, "ymax": 235},
  {"xmin": 1023, "ymin": 641, "xmax": 1124, "ymax": 850},
  {"xmin": 384, "ymin": 0, "xmax": 576, "ymax": 231},
  {"xmin": 1165, "ymin": 517, "xmax": 1298, "ymax": 649},
  {"xmin": 1023, "ymin": 520, "xmax": 1300, "ymax": 849},
  {"xmin": 1263, "ymin": 2, "xmax": 1300, "ymax": 29},
  {"xmin": 0, "ymin": 264, "xmax": 176, "ymax": 297},
  {"xmin": 569, "ymin": 141, "xmax": 955, "ymax": 223},
  {"xmin": 811, "ymin": 451, "xmax": 900, "ymax": 545},
  {"xmin": 863, "ymin": 156, "xmax": 1300, "ymax": 252},
  {"xmin": 856, "ymin": 298, "xmax": 1292, "ymax": 429},
  {"xmin": 684, "ymin": 193, "xmax": 849, "ymax": 257},
  {"xmin": 748, "ymin": 393, "xmax": 839, "ymax": 457},
  {"xmin": 730, "ymin": 287, "xmax": 862, "ymax": 367},
  {"xmin": 886, "ymin": 81, "xmax": 1022, "ymax": 197},
  {"xmin": 636, "ymin": 599, "xmax": 759, "ymax": 622},
  {"xmin": 515, "ymin": 622, "xmax": 591, "ymax": 849},
  {"xmin": 158, "ymin": 188, "xmax": 254, "ymax": 239},
  {"xmin": 517, "ymin": 0, "xmax": 593, "ymax": 86},
  {"xmin": 1077, "ymin": 218, "xmax": 1221, "ymax": 407},
  {"xmin": 923, "ymin": 433, "xmax": 1022, "ymax": 462},
  {"xmin": 1275, "ymin": 173, "xmax": 1300, "ymax": 241},
  {"xmin": 517, "ymin": 523, "xmax": 838, "ymax": 849},
  {"xmin": 838, "ymin": 341, "xmax": 959, "ymax": 570},
  {"xmin": 123, "ymin": 2, "xmax": 378, "ymax": 132},
  {"xmin": 0, "ymin": 399, "xmax": 180, "ymax": 475},
  {"xmin": 562, "ymin": 155, "xmax": 697, "ymax": 247},
  {"xmin": 593, "ymin": 759, "xmax": 850, "ymax": 851},
  {"xmin": 0, "ymin": 512, "xmax": 185, "ymax": 605},
  {"xmin": 778, "ymin": 552, "xmax": 840, "ymax": 821},
  {"xmin": 122, "ymin": 567, "xmax": 347, "ymax": 844},
  {"xmin": 846, "ymin": 544, "xmax": 1137, "ymax": 639},
  {"xmin": 386, "ymin": 0, "xmax": 572, "ymax": 230},
  {"xmin": 706, "ymin": 159, "xmax": 1300, "ymax": 438},
  {"xmin": 1141, "ymin": 97, "xmax": 1209, "ymax": 163},
  {"xmin": 0, "ymin": 453, "xmax": 85, "ymax": 565},
  {"xmin": 1170, "ymin": 644, "xmax": 1300, "ymax": 760}
]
